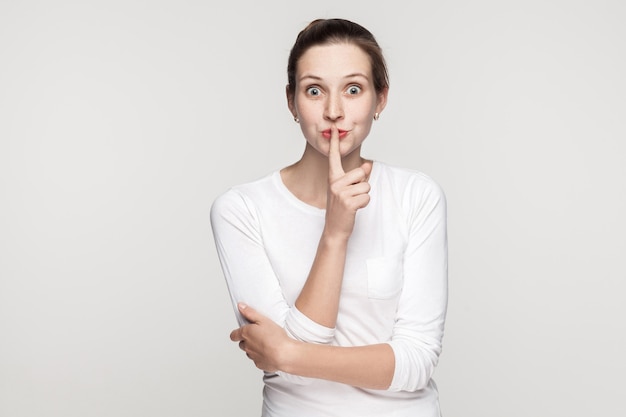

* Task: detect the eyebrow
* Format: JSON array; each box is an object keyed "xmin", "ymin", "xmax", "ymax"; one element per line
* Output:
[
  {"xmin": 298, "ymin": 73, "xmax": 370, "ymax": 82},
  {"xmin": 344, "ymin": 73, "xmax": 370, "ymax": 80}
]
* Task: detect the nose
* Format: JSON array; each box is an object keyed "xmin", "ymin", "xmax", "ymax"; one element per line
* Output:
[{"xmin": 323, "ymin": 93, "xmax": 344, "ymax": 122}]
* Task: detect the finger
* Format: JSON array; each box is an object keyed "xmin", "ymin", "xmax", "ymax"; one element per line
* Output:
[
  {"xmin": 238, "ymin": 302, "xmax": 261, "ymax": 324},
  {"xmin": 239, "ymin": 341, "xmax": 253, "ymax": 360},
  {"xmin": 328, "ymin": 127, "xmax": 344, "ymax": 179},
  {"xmin": 230, "ymin": 328, "xmax": 242, "ymax": 342},
  {"xmin": 352, "ymin": 193, "xmax": 371, "ymax": 210},
  {"xmin": 336, "ymin": 164, "xmax": 370, "ymax": 187},
  {"xmin": 348, "ymin": 181, "xmax": 371, "ymax": 197},
  {"xmin": 360, "ymin": 160, "xmax": 373, "ymax": 180}
]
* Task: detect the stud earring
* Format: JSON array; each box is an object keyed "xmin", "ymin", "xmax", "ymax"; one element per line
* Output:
[
  {"xmin": 373, "ymin": 112, "xmax": 380, "ymax": 121},
  {"xmin": 294, "ymin": 116, "xmax": 299, "ymax": 123}
]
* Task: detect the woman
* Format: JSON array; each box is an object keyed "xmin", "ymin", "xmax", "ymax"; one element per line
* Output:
[{"xmin": 211, "ymin": 18, "xmax": 448, "ymax": 417}]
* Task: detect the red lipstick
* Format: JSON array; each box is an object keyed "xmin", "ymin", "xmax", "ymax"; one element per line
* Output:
[{"xmin": 322, "ymin": 129, "xmax": 349, "ymax": 139}]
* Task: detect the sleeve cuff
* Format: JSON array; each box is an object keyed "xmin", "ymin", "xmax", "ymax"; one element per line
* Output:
[
  {"xmin": 284, "ymin": 305, "xmax": 335, "ymax": 344},
  {"xmin": 386, "ymin": 340, "xmax": 438, "ymax": 392}
]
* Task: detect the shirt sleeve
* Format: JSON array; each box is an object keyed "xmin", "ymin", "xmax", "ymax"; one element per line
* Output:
[
  {"xmin": 386, "ymin": 177, "xmax": 448, "ymax": 392},
  {"xmin": 210, "ymin": 188, "xmax": 335, "ymax": 343}
]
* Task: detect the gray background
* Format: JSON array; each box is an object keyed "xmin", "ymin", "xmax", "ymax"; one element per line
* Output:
[{"xmin": 1, "ymin": 1, "xmax": 625, "ymax": 416}]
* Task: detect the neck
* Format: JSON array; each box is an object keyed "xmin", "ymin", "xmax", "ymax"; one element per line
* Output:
[{"xmin": 280, "ymin": 143, "xmax": 366, "ymax": 209}]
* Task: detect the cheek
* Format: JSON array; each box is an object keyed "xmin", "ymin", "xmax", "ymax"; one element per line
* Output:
[
  {"xmin": 352, "ymin": 112, "xmax": 375, "ymax": 132},
  {"xmin": 295, "ymin": 101, "xmax": 319, "ymax": 123},
  {"xmin": 349, "ymin": 99, "xmax": 376, "ymax": 120}
]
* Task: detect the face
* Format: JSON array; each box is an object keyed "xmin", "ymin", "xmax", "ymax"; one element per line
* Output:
[{"xmin": 288, "ymin": 43, "xmax": 387, "ymax": 159}]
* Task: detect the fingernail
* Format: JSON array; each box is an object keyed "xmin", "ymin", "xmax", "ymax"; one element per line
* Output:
[{"xmin": 238, "ymin": 302, "xmax": 248, "ymax": 310}]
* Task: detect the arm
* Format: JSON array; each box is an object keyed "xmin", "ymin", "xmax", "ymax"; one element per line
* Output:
[
  {"xmin": 232, "ymin": 302, "xmax": 394, "ymax": 390},
  {"xmin": 230, "ymin": 175, "xmax": 448, "ymax": 391},
  {"xmin": 295, "ymin": 127, "xmax": 371, "ymax": 327},
  {"xmin": 387, "ymin": 178, "xmax": 448, "ymax": 391},
  {"xmin": 211, "ymin": 127, "xmax": 370, "ymax": 333}
]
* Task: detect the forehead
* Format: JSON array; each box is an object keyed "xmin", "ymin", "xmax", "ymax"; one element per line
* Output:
[{"xmin": 296, "ymin": 43, "xmax": 372, "ymax": 80}]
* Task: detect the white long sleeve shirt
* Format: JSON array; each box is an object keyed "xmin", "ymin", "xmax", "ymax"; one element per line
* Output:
[{"xmin": 210, "ymin": 161, "xmax": 448, "ymax": 417}]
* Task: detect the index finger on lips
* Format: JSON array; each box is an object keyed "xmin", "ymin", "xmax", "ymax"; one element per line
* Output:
[{"xmin": 328, "ymin": 127, "xmax": 344, "ymax": 179}]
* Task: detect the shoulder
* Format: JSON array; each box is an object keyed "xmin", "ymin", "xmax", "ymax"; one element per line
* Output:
[
  {"xmin": 210, "ymin": 172, "xmax": 277, "ymax": 223},
  {"xmin": 373, "ymin": 162, "xmax": 447, "ymax": 230},
  {"xmin": 374, "ymin": 161, "xmax": 446, "ymax": 204}
]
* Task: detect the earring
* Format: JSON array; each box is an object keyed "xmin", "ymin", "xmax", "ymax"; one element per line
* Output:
[
  {"xmin": 373, "ymin": 112, "xmax": 380, "ymax": 121},
  {"xmin": 294, "ymin": 116, "xmax": 299, "ymax": 123}
]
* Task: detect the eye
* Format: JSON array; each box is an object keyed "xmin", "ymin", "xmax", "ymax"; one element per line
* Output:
[
  {"xmin": 346, "ymin": 85, "xmax": 362, "ymax": 95},
  {"xmin": 306, "ymin": 86, "xmax": 321, "ymax": 96}
]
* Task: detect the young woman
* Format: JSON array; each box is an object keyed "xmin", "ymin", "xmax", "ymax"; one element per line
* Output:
[{"xmin": 211, "ymin": 18, "xmax": 448, "ymax": 417}]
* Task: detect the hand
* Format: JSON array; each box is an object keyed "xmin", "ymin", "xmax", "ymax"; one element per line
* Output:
[
  {"xmin": 229, "ymin": 303, "xmax": 295, "ymax": 372},
  {"xmin": 325, "ymin": 127, "xmax": 372, "ymax": 239}
]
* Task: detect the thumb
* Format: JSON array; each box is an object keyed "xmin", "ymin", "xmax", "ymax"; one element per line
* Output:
[
  {"xmin": 238, "ymin": 302, "xmax": 261, "ymax": 323},
  {"xmin": 361, "ymin": 160, "xmax": 373, "ymax": 181}
]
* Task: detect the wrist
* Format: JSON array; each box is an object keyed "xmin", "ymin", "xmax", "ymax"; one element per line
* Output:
[
  {"xmin": 279, "ymin": 338, "xmax": 303, "ymax": 375},
  {"xmin": 320, "ymin": 229, "xmax": 351, "ymax": 246}
]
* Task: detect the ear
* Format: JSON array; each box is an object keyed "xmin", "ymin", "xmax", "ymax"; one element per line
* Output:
[
  {"xmin": 375, "ymin": 87, "xmax": 389, "ymax": 115},
  {"xmin": 286, "ymin": 84, "xmax": 297, "ymax": 118}
]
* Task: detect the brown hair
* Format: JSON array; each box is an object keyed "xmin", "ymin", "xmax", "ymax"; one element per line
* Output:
[{"xmin": 287, "ymin": 19, "xmax": 389, "ymax": 96}]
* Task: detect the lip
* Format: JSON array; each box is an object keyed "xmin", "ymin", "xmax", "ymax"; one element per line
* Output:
[{"xmin": 322, "ymin": 129, "xmax": 349, "ymax": 139}]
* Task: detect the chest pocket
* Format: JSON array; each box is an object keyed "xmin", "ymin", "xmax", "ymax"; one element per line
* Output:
[{"xmin": 366, "ymin": 256, "xmax": 403, "ymax": 299}]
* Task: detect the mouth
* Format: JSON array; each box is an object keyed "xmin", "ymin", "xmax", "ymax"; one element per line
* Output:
[{"xmin": 322, "ymin": 129, "xmax": 349, "ymax": 139}]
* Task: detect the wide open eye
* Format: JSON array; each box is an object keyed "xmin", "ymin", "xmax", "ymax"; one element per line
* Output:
[
  {"xmin": 346, "ymin": 85, "xmax": 362, "ymax": 95},
  {"xmin": 306, "ymin": 86, "xmax": 321, "ymax": 96}
]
